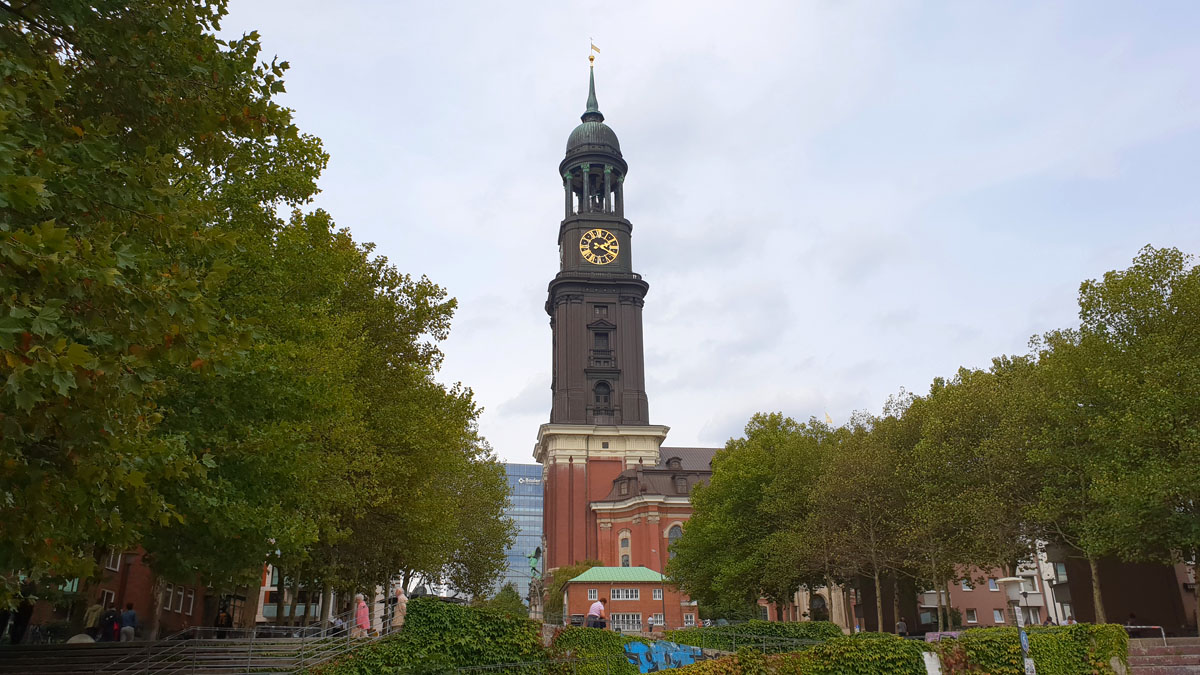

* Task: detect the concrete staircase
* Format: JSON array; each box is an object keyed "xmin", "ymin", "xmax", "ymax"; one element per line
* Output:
[{"xmin": 1129, "ymin": 637, "xmax": 1200, "ymax": 674}]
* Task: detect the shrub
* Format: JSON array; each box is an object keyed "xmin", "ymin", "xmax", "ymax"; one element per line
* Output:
[
  {"xmin": 666, "ymin": 620, "xmax": 843, "ymax": 653},
  {"xmin": 935, "ymin": 623, "xmax": 1129, "ymax": 675},
  {"xmin": 674, "ymin": 633, "xmax": 924, "ymax": 675},
  {"xmin": 312, "ymin": 598, "xmax": 546, "ymax": 674},
  {"xmin": 550, "ymin": 626, "xmax": 648, "ymax": 675}
]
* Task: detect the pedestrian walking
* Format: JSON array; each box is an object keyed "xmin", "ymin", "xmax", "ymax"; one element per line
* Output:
[
  {"xmin": 390, "ymin": 586, "xmax": 407, "ymax": 632},
  {"xmin": 351, "ymin": 594, "xmax": 369, "ymax": 638},
  {"xmin": 119, "ymin": 603, "xmax": 138, "ymax": 642},
  {"xmin": 98, "ymin": 604, "xmax": 121, "ymax": 642},
  {"xmin": 82, "ymin": 600, "xmax": 103, "ymax": 639},
  {"xmin": 895, "ymin": 617, "xmax": 908, "ymax": 637}
]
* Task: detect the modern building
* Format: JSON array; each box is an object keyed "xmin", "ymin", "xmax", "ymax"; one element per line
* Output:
[
  {"xmin": 497, "ymin": 463, "xmax": 544, "ymax": 603},
  {"xmin": 533, "ymin": 62, "xmax": 720, "ymax": 587}
]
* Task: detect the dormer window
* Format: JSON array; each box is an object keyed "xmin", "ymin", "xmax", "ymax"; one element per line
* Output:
[
  {"xmin": 619, "ymin": 480, "xmax": 629, "ymax": 496},
  {"xmin": 666, "ymin": 457, "xmax": 682, "ymax": 470},
  {"xmin": 674, "ymin": 476, "xmax": 688, "ymax": 494}
]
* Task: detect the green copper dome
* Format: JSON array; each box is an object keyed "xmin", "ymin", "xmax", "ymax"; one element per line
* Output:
[{"xmin": 566, "ymin": 67, "xmax": 621, "ymax": 157}]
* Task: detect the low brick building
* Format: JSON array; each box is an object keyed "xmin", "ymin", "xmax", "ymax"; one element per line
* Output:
[{"xmin": 564, "ymin": 566, "xmax": 697, "ymax": 632}]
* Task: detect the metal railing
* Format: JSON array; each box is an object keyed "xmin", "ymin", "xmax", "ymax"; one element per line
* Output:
[
  {"xmin": 664, "ymin": 630, "xmax": 821, "ymax": 655},
  {"xmin": 1124, "ymin": 624, "xmax": 1168, "ymax": 647},
  {"xmin": 102, "ymin": 604, "xmax": 386, "ymax": 674}
]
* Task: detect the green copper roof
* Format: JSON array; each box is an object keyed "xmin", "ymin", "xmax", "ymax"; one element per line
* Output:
[
  {"xmin": 582, "ymin": 66, "xmax": 604, "ymax": 123},
  {"xmin": 568, "ymin": 566, "xmax": 664, "ymax": 583}
]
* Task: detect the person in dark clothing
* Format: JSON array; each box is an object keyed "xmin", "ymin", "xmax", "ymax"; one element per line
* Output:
[
  {"xmin": 214, "ymin": 607, "xmax": 233, "ymax": 639},
  {"xmin": 9, "ymin": 598, "xmax": 34, "ymax": 645},
  {"xmin": 98, "ymin": 604, "xmax": 121, "ymax": 642}
]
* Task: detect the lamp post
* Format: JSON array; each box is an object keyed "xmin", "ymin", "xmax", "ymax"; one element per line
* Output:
[{"xmin": 999, "ymin": 577, "xmax": 1037, "ymax": 675}]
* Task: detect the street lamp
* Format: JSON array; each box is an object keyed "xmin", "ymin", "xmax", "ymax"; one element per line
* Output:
[{"xmin": 998, "ymin": 577, "xmax": 1036, "ymax": 675}]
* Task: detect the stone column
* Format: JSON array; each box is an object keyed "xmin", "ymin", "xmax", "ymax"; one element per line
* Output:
[
  {"xmin": 580, "ymin": 163, "xmax": 591, "ymax": 212},
  {"xmin": 615, "ymin": 177, "xmax": 624, "ymax": 217},
  {"xmin": 563, "ymin": 170, "xmax": 573, "ymax": 217},
  {"xmin": 603, "ymin": 165, "xmax": 612, "ymax": 213}
]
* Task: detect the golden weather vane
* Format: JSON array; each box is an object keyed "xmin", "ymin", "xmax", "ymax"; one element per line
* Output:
[{"xmin": 589, "ymin": 39, "xmax": 600, "ymax": 65}]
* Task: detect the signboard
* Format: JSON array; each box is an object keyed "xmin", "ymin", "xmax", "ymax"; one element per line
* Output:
[{"xmin": 518, "ymin": 477, "xmax": 542, "ymax": 485}]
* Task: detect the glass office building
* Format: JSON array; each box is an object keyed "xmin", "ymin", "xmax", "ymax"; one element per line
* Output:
[{"xmin": 497, "ymin": 463, "xmax": 544, "ymax": 603}]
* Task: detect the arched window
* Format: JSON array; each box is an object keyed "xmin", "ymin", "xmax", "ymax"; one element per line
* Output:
[
  {"xmin": 674, "ymin": 476, "xmax": 688, "ymax": 494},
  {"xmin": 618, "ymin": 528, "xmax": 632, "ymax": 566},
  {"xmin": 666, "ymin": 457, "xmax": 682, "ymax": 470},
  {"xmin": 594, "ymin": 382, "xmax": 611, "ymax": 405},
  {"xmin": 618, "ymin": 480, "xmax": 629, "ymax": 496},
  {"xmin": 620, "ymin": 538, "xmax": 630, "ymax": 549},
  {"xmin": 667, "ymin": 525, "xmax": 683, "ymax": 559},
  {"xmin": 621, "ymin": 554, "xmax": 630, "ymax": 567}
]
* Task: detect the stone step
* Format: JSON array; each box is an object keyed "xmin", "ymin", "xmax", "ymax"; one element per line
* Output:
[
  {"xmin": 1133, "ymin": 647, "xmax": 1200, "ymax": 657},
  {"xmin": 1127, "ymin": 667, "xmax": 1200, "ymax": 675},
  {"xmin": 1131, "ymin": 655, "xmax": 1200, "ymax": 667}
]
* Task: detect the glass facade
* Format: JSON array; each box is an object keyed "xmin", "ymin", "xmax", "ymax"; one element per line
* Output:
[{"xmin": 496, "ymin": 463, "xmax": 544, "ymax": 603}]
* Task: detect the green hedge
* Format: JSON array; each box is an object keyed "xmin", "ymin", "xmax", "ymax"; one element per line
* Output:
[
  {"xmin": 674, "ymin": 633, "xmax": 925, "ymax": 675},
  {"xmin": 935, "ymin": 623, "xmax": 1128, "ymax": 675},
  {"xmin": 666, "ymin": 620, "xmax": 844, "ymax": 652},
  {"xmin": 311, "ymin": 598, "xmax": 546, "ymax": 674},
  {"xmin": 550, "ymin": 626, "xmax": 648, "ymax": 675}
]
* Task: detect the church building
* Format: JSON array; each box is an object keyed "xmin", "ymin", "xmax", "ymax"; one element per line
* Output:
[{"xmin": 533, "ymin": 63, "xmax": 720, "ymax": 582}]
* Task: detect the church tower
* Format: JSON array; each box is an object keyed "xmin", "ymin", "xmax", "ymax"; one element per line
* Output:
[{"xmin": 535, "ymin": 63, "xmax": 670, "ymax": 572}]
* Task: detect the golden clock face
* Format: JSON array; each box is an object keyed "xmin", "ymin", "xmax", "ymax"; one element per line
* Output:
[{"xmin": 579, "ymin": 228, "xmax": 619, "ymax": 265}]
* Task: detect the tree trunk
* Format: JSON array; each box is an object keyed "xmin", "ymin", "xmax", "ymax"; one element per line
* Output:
[
  {"xmin": 892, "ymin": 576, "xmax": 901, "ymax": 634},
  {"xmin": 873, "ymin": 570, "xmax": 883, "ymax": 633},
  {"xmin": 320, "ymin": 584, "xmax": 333, "ymax": 630},
  {"xmin": 936, "ymin": 577, "xmax": 946, "ymax": 632},
  {"xmin": 776, "ymin": 600, "xmax": 785, "ymax": 622},
  {"xmin": 286, "ymin": 577, "xmax": 301, "ymax": 627},
  {"xmin": 1088, "ymin": 556, "xmax": 1107, "ymax": 623},
  {"xmin": 146, "ymin": 577, "xmax": 166, "ymax": 640}
]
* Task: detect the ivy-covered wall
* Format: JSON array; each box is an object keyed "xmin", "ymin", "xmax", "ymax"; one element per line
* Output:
[
  {"xmin": 665, "ymin": 619, "xmax": 844, "ymax": 651},
  {"xmin": 935, "ymin": 623, "xmax": 1129, "ymax": 675}
]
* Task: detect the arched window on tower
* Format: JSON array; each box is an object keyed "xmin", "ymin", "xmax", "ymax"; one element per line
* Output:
[
  {"xmin": 667, "ymin": 525, "xmax": 683, "ymax": 560},
  {"xmin": 594, "ymin": 382, "xmax": 611, "ymax": 406}
]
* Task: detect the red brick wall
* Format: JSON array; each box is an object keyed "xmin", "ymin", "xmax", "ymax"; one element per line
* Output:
[{"xmin": 565, "ymin": 580, "xmax": 697, "ymax": 631}]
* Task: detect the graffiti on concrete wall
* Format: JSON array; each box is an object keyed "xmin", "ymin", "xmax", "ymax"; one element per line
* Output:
[{"xmin": 623, "ymin": 640, "xmax": 708, "ymax": 672}]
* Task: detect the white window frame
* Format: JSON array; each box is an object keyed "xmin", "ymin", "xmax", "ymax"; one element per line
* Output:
[
  {"xmin": 163, "ymin": 583, "xmax": 175, "ymax": 611},
  {"xmin": 184, "ymin": 589, "xmax": 195, "ymax": 616},
  {"xmin": 100, "ymin": 589, "xmax": 116, "ymax": 608},
  {"xmin": 961, "ymin": 580, "xmax": 972, "ymax": 591},
  {"xmin": 174, "ymin": 586, "xmax": 184, "ymax": 613},
  {"xmin": 651, "ymin": 613, "xmax": 664, "ymax": 627},
  {"xmin": 588, "ymin": 588, "xmax": 598, "ymax": 601},
  {"xmin": 1021, "ymin": 575, "xmax": 1040, "ymax": 593},
  {"xmin": 965, "ymin": 608, "xmax": 978, "ymax": 624},
  {"xmin": 612, "ymin": 588, "xmax": 639, "ymax": 601},
  {"xmin": 1028, "ymin": 607, "xmax": 1040, "ymax": 625},
  {"xmin": 611, "ymin": 613, "xmax": 642, "ymax": 632},
  {"xmin": 993, "ymin": 609, "xmax": 1005, "ymax": 623},
  {"xmin": 652, "ymin": 588, "xmax": 663, "ymax": 601},
  {"xmin": 684, "ymin": 613, "xmax": 695, "ymax": 626},
  {"xmin": 987, "ymin": 578, "xmax": 999, "ymax": 591},
  {"xmin": 105, "ymin": 550, "xmax": 122, "ymax": 572}
]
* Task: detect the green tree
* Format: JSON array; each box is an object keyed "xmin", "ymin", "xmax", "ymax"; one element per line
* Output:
[
  {"xmin": 544, "ymin": 559, "xmax": 601, "ymax": 621},
  {"xmin": 481, "ymin": 582, "xmax": 529, "ymax": 617}
]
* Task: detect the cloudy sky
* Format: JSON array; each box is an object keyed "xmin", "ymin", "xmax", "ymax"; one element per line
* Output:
[{"xmin": 222, "ymin": 1, "xmax": 1200, "ymax": 464}]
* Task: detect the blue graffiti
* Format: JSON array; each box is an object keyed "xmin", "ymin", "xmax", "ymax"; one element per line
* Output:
[{"xmin": 623, "ymin": 640, "xmax": 707, "ymax": 672}]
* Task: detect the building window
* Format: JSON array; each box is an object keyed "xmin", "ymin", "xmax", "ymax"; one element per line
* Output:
[
  {"xmin": 611, "ymin": 588, "xmax": 639, "ymax": 601},
  {"xmin": 588, "ymin": 588, "xmax": 598, "ymax": 601},
  {"xmin": 100, "ymin": 589, "xmax": 116, "ymax": 609},
  {"xmin": 104, "ymin": 550, "xmax": 122, "ymax": 572},
  {"xmin": 653, "ymin": 588, "xmax": 663, "ymax": 601},
  {"xmin": 184, "ymin": 589, "xmax": 195, "ymax": 615},
  {"xmin": 1021, "ymin": 575, "xmax": 1039, "ymax": 593},
  {"xmin": 1054, "ymin": 563, "xmax": 1068, "ymax": 584},
  {"xmin": 993, "ymin": 609, "xmax": 1005, "ymax": 624},
  {"xmin": 620, "ymin": 554, "xmax": 630, "ymax": 567},
  {"xmin": 594, "ymin": 381, "xmax": 611, "ymax": 405},
  {"xmin": 666, "ymin": 457, "xmax": 682, "ymax": 470},
  {"xmin": 593, "ymin": 332, "xmax": 609, "ymax": 349},
  {"xmin": 1059, "ymin": 602, "xmax": 1073, "ymax": 622},
  {"xmin": 674, "ymin": 476, "xmax": 688, "ymax": 494},
  {"xmin": 651, "ymin": 613, "xmax": 664, "ymax": 627},
  {"xmin": 684, "ymin": 613, "xmax": 696, "ymax": 627},
  {"xmin": 961, "ymin": 580, "xmax": 972, "ymax": 591},
  {"xmin": 620, "ymin": 538, "xmax": 630, "ymax": 549},
  {"xmin": 965, "ymin": 608, "xmax": 978, "ymax": 624},
  {"xmin": 759, "ymin": 606, "xmax": 769, "ymax": 621},
  {"xmin": 1028, "ymin": 607, "xmax": 1041, "ymax": 625},
  {"xmin": 667, "ymin": 525, "xmax": 683, "ymax": 560},
  {"xmin": 987, "ymin": 578, "xmax": 999, "ymax": 591},
  {"xmin": 594, "ymin": 305, "xmax": 608, "ymax": 317},
  {"xmin": 611, "ymin": 613, "xmax": 642, "ymax": 632},
  {"xmin": 619, "ymin": 480, "xmax": 629, "ymax": 496},
  {"xmin": 163, "ymin": 584, "xmax": 174, "ymax": 611},
  {"xmin": 175, "ymin": 586, "xmax": 185, "ymax": 613}
]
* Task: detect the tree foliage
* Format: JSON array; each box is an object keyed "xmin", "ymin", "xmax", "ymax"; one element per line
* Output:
[{"xmin": 0, "ymin": 1, "xmax": 511, "ymax": 609}]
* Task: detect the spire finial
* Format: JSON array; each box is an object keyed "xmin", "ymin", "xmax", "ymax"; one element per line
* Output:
[{"xmin": 583, "ymin": 42, "xmax": 603, "ymax": 123}]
